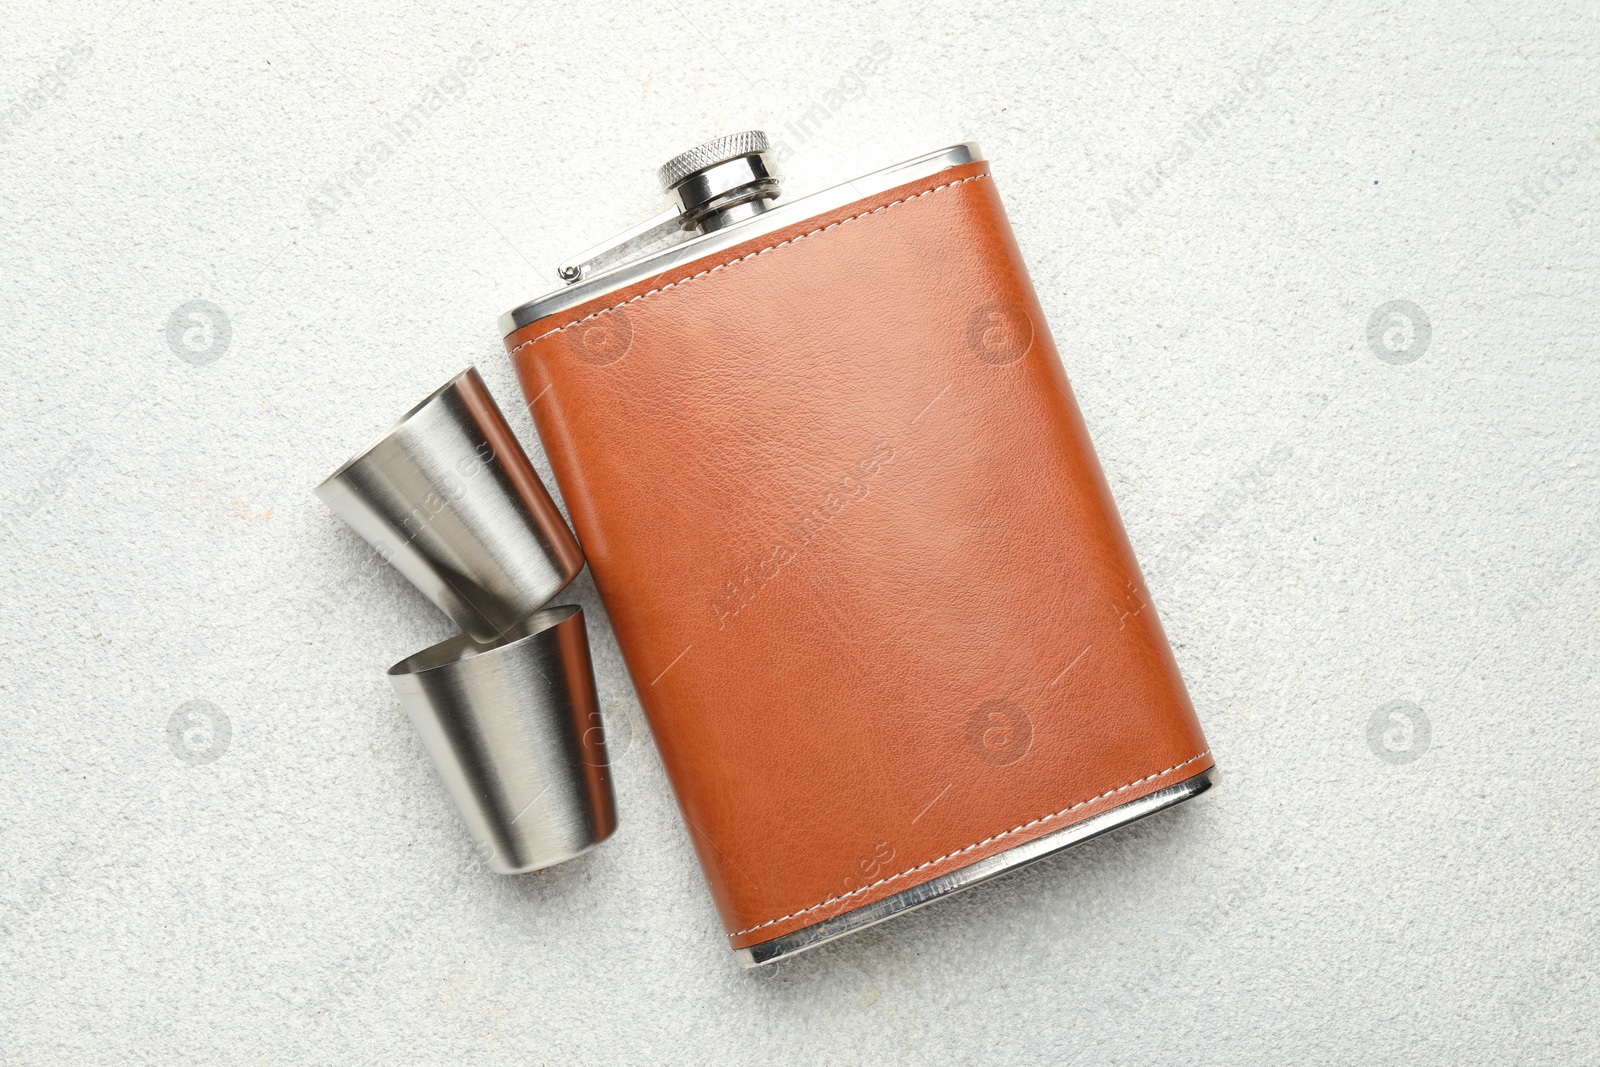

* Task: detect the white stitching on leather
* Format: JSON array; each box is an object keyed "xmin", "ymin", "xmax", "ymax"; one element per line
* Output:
[
  {"xmin": 727, "ymin": 750, "xmax": 1213, "ymax": 939},
  {"xmin": 505, "ymin": 172, "xmax": 992, "ymax": 356},
  {"xmin": 505, "ymin": 166, "xmax": 1203, "ymax": 942}
]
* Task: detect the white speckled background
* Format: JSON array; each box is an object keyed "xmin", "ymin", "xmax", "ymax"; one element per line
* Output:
[{"xmin": 2, "ymin": 1, "xmax": 1596, "ymax": 1062}]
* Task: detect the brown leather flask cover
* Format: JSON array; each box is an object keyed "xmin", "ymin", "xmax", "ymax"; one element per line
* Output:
[{"xmin": 504, "ymin": 159, "xmax": 1213, "ymax": 949}]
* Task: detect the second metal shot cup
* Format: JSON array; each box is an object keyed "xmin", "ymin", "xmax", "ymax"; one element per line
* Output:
[{"xmin": 389, "ymin": 605, "xmax": 617, "ymax": 873}]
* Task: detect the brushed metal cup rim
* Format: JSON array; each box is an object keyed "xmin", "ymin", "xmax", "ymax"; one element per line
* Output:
[
  {"xmin": 389, "ymin": 604, "xmax": 618, "ymax": 874},
  {"xmin": 318, "ymin": 370, "xmax": 471, "ymax": 490},
  {"xmin": 315, "ymin": 366, "xmax": 585, "ymax": 642},
  {"xmin": 389, "ymin": 602, "xmax": 579, "ymax": 678}
]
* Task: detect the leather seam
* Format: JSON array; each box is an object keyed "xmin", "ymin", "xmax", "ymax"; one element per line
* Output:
[
  {"xmin": 505, "ymin": 172, "xmax": 992, "ymax": 355},
  {"xmin": 727, "ymin": 749, "xmax": 1213, "ymax": 940}
]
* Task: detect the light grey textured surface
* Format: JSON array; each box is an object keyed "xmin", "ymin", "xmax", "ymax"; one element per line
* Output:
[{"xmin": 2, "ymin": 1, "xmax": 1597, "ymax": 1062}]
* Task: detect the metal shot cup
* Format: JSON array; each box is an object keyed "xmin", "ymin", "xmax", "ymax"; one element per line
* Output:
[
  {"xmin": 388, "ymin": 605, "xmax": 617, "ymax": 873},
  {"xmin": 316, "ymin": 367, "xmax": 584, "ymax": 643}
]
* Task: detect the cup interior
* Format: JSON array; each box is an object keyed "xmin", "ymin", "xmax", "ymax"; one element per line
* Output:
[
  {"xmin": 388, "ymin": 604, "xmax": 581, "ymax": 678},
  {"xmin": 316, "ymin": 367, "xmax": 479, "ymax": 494}
]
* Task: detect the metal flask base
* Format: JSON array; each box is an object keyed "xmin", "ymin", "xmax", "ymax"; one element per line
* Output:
[{"xmin": 735, "ymin": 769, "xmax": 1214, "ymax": 967}]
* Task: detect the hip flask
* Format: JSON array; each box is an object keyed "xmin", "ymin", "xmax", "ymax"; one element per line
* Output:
[{"xmin": 499, "ymin": 132, "xmax": 1215, "ymax": 965}]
